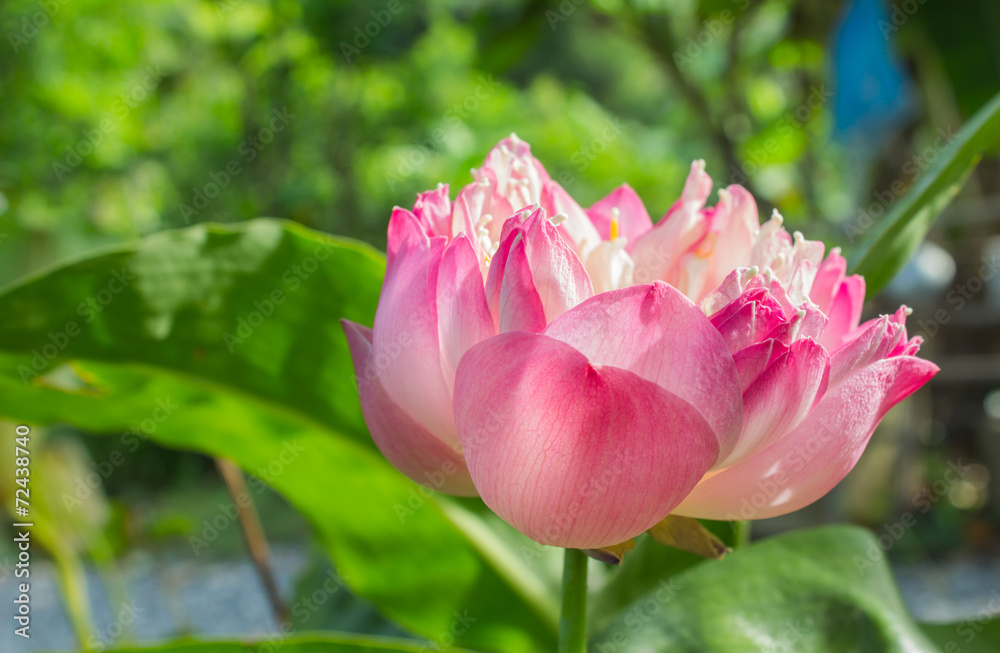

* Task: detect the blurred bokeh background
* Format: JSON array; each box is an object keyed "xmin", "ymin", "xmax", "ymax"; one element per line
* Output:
[{"xmin": 1, "ymin": 0, "xmax": 999, "ymax": 650}]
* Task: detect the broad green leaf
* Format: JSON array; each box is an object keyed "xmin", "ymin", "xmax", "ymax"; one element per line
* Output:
[
  {"xmin": 588, "ymin": 520, "xmax": 737, "ymax": 633},
  {"xmin": 0, "ymin": 220, "xmax": 557, "ymax": 653},
  {"xmin": 592, "ymin": 526, "xmax": 940, "ymax": 652},
  {"xmin": 59, "ymin": 632, "xmax": 477, "ymax": 653},
  {"xmin": 849, "ymin": 91, "xmax": 1000, "ymax": 295},
  {"xmin": 921, "ymin": 617, "xmax": 1000, "ymax": 653}
]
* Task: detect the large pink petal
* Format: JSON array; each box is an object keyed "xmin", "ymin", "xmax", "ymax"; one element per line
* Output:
[
  {"xmin": 722, "ymin": 339, "xmax": 829, "ymax": 466},
  {"xmin": 436, "ymin": 236, "xmax": 496, "ymax": 391},
  {"xmin": 342, "ymin": 321, "xmax": 476, "ymax": 496},
  {"xmin": 454, "ymin": 332, "xmax": 719, "ymax": 548},
  {"xmin": 587, "ymin": 183, "xmax": 654, "ymax": 244},
  {"xmin": 674, "ymin": 355, "xmax": 938, "ymax": 520},
  {"xmin": 543, "ymin": 282, "xmax": 743, "ymax": 459},
  {"xmin": 373, "ymin": 224, "xmax": 457, "ymax": 445}
]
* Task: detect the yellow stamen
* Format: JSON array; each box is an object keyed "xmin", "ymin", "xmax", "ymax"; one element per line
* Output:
[{"xmin": 609, "ymin": 207, "xmax": 620, "ymax": 241}]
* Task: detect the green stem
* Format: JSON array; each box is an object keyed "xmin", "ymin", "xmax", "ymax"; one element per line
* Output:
[
  {"xmin": 558, "ymin": 548, "xmax": 588, "ymax": 653},
  {"xmin": 733, "ymin": 520, "xmax": 752, "ymax": 549}
]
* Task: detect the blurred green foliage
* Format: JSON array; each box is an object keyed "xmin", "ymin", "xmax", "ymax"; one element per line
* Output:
[
  {"xmin": 0, "ymin": 0, "xmax": 997, "ymax": 282},
  {"xmin": 5, "ymin": 0, "xmax": 995, "ymax": 288}
]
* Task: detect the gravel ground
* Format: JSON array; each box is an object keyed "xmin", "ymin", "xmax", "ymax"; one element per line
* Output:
[
  {"xmin": 0, "ymin": 546, "xmax": 309, "ymax": 653},
  {"xmin": 3, "ymin": 547, "xmax": 1000, "ymax": 652}
]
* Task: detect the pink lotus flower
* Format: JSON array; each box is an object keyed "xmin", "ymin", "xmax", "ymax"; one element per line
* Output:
[{"xmin": 342, "ymin": 135, "xmax": 938, "ymax": 549}]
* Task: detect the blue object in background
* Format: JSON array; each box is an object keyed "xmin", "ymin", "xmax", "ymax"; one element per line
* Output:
[{"xmin": 831, "ymin": 0, "xmax": 916, "ymax": 143}]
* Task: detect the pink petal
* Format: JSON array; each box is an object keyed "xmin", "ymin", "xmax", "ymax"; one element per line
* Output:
[
  {"xmin": 818, "ymin": 275, "xmax": 866, "ymax": 351},
  {"xmin": 629, "ymin": 161, "xmax": 712, "ymax": 285},
  {"xmin": 436, "ymin": 236, "xmax": 497, "ymax": 391},
  {"xmin": 763, "ymin": 301, "xmax": 828, "ymax": 346},
  {"xmin": 458, "ymin": 135, "xmax": 551, "ymax": 254},
  {"xmin": 700, "ymin": 267, "xmax": 762, "ymax": 316},
  {"xmin": 710, "ymin": 288, "xmax": 788, "ymax": 354},
  {"xmin": 492, "ymin": 233, "xmax": 547, "ymax": 333},
  {"xmin": 810, "ymin": 249, "xmax": 847, "ymax": 314},
  {"xmin": 540, "ymin": 179, "xmax": 602, "ymax": 255},
  {"xmin": 685, "ymin": 185, "xmax": 759, "ymax": 301},
  {"xmin": 543, "ymin": 282, "xmax": 743, "ymax": 459},
  {"xmin": 386, "ymin": 207, "xmax": 430, "ymax": 271},
  {"xmin": 452, "ymin": 178, "xmax": 513, "ymax": 262},
  {"xmin": 342, "ymin": 320, "xmax": 477, "ymax": 496},
  {"xmin": 674, "ymin": 355, "xmax": 938, "ymax": 520},
  {"xmin": 733, "ymin": 339, "xmax": 789, "ymax": 392},
  {"xmin": 681, "ymin": 159, "xmax": 713, "ymax": 204},
  {"xmin": 828, "ymin": 315, "xmax": 904, "ymax": 388},
  {"xmin": 373, "ymin": 229, "xmax": 457, "ymax": 445},
  {"xmin": 453, "ymin": 332, "xmax": 719, "ymax": 548},
  {"xmin": 485, "ymin": 209, "xmax": 594, "ymax": 332},
  {"xmin": 722, "ymin": 339, "xmax": 830, "ymax": 466},
  {"xmin": 479, "ymin": 134, "xmax": 551, "ymax": 199},
  {"xmin": 412, "ymin": 183, "xmax": 452, "ymax": 238},
  {"xmin": 519, "ymin": 211, "xmax": 594, "ymax": 319},
  {"xmin": 587, "ymin": 184, "xmax": 654, "ymax": 244}
]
